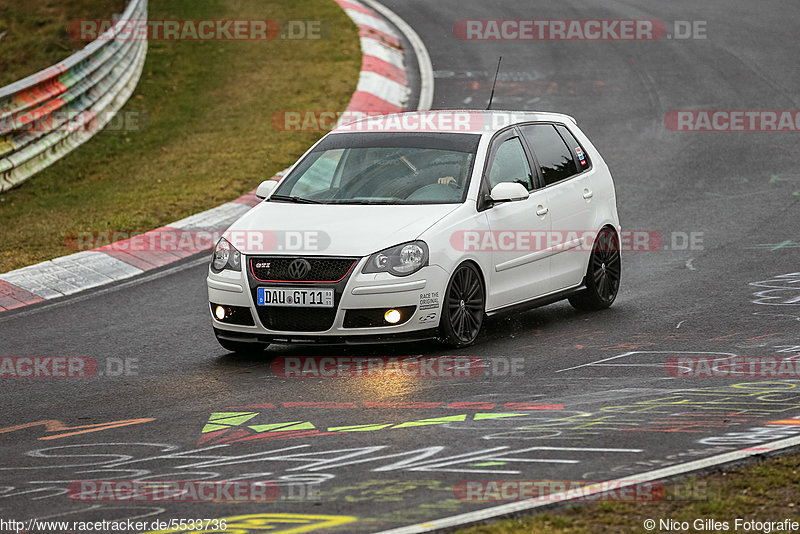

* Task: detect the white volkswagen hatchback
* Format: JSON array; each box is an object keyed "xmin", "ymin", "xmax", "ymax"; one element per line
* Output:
[{"xmin": 208, "ymin": 110, "xmax": 621, "ymax": 351}]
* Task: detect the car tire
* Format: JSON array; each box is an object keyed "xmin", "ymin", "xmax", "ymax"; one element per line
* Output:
[
  {"xmin": 569, "ymin": 227, "xmax": 621, "ymax": 311},
  {"xmin": 439, "ymin": 263, "xmax": 485, "ymax": 347},
  {"xmin": 214, "ymin": 330, "xmax": 268, "ymax": 354}
]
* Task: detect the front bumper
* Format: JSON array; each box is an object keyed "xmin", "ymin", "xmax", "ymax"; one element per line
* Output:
[{"xmin": 207, "ymin": 256, "xmax": 449, "ymax": 343}]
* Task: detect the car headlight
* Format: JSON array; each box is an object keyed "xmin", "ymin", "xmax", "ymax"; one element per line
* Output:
[
  {"xmin": 211, "ymin": 237, "xmax": 242, "ymax": 272},
  {"xmin": 363, "ymin": 241, "xmax": 429, "ymax": 277}
]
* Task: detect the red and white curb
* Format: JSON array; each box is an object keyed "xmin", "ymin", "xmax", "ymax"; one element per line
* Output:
[
  {"xmin": 0, "ymin": 0, "xmax": 410, "ymax": 312},
  {"xmin": 338, "ymin": 0, "xmax": 409, "ymax": 114}
]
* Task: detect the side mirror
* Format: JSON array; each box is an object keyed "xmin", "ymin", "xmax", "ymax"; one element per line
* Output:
[
  {"xmin": 489, "ymin": 182, "xmax": 529, "ymax": 203},
  {"xmin": 256, "ymin": 180, "xmax": 278, "ymax": 199}
]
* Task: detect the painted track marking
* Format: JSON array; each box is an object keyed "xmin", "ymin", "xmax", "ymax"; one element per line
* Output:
[{"xmin": 375, "ymin": 434, "xmax": 800, "ymax": 533}]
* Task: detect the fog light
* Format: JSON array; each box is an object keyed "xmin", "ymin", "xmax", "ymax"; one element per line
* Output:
[
  {"xmin": 215, "ymin": 306, "xmax": 226, "ymax": 321},
  {"xmin": 384, "ymin": 309, "xmax": 402, "ymax": 324}
]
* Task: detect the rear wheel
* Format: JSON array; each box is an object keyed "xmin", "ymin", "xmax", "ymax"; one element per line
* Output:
[
  {"xmin": 568, "ymin": 227, "xmax": 621, "ymax": 311},
  {"xmin": 439, "ymin": 263, "xmax": 485, "ymax": 347}
]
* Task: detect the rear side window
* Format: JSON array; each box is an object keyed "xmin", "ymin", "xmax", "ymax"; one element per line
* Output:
[
  {"xmin": 556, "ymin": 124, "xmax": 591, "ymax": 170},
  {"xmin": 520, "ymin": 124, "xmax": 578, "ymax": 186}
]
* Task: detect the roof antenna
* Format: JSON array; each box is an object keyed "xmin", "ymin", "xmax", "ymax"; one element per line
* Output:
[{"xmin": 486, "ymin": 56, "xmax": 502, "ymax": 110}]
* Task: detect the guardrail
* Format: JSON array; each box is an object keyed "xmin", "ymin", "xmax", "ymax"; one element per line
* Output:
[{"xmin": 0, "ymin": 0, "xmax": 148, "ymax": 192}]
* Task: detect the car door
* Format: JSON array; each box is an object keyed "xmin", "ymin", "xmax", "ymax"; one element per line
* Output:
[
  {"xmin": 519, "ymin": 123, "xmax": 597, "ymax": 291},
  {"xmin": 481, "ymin": 128, "xmax": 554, "ymax": 311}
]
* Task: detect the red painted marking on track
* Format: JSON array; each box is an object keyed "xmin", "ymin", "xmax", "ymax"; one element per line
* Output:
[
  {"xmin": 445, "ymin": 402, "xmax": 497, "ymax": 409},
  {"xmin": 708, "ymin": 332, "xmax": 743, "ymax": 341},
  {"xmin": 196, "ymin": 428, "xmax": 229, "ymax": 446},
  {"xmin": 744, "ymin": 333, "xmax": 782, "ymax": 341},
  {"xmin": 282, "ymin": 402, "xmax": 359, "ymax": 409},
  {"xmin": 206, "ymin": 427, "xmax": 251, "ymax": 445}
]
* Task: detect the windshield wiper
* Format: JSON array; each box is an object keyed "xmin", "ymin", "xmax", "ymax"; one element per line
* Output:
[
  {"xmin": 269, "ymin": 194, "xmax": 320, "ymax": 204},
  {"xmin": 399, "ymin": 156, "xmax": 418, "ymax": 175},
  {"xmin": 333, "ymin": 199, "xmax": 393, "ymax": 205}
]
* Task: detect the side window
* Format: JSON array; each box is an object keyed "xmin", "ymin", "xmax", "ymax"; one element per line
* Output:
[
  {"xmin": 520, "ymin": 124, "xmax": 578, "ymax": 186},
  {"xmin": 487, "ymin": 137, "xmax": 533, "ymax": 191},
  {"xmin": 556, "ymin": 124, "xmax": 591, "ymax": 170}
]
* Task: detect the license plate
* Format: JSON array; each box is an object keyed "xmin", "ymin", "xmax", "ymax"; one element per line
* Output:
[{"xmin": 257, "ymin": 287, "xmax": 334, "ymax": 308}]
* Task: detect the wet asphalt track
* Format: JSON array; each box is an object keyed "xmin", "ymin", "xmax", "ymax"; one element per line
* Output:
[{"xmin": 1, "ymin": 0, "xmax": 800, "ymax": 532}]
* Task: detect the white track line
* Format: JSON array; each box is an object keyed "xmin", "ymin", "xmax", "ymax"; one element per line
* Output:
[{"xmin": 362, "ymin": 0, "xmax": 434, "ymax": 111}]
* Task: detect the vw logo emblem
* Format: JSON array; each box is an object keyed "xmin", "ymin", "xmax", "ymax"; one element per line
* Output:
[{"xmin": 287, "ymin": 259, "xmax": 311, "ymax": 280}]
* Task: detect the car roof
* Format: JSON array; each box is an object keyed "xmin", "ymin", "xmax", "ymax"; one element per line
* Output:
[{"xmin": 329, "ymin": 109, "xmax": 578, "ymax": 135}]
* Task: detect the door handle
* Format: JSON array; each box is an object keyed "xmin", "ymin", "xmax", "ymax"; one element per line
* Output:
[
  {"xmin": 536, "ymin": 205, "xmax": 549, "ymax": 216},
  {"xmin": 582, "ymin": 188, "xmax": 593, "ymax": 199}
]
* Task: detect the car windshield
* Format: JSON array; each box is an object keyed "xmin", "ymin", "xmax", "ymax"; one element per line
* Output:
[{"xmin": 271, "ymin": 132, "xmax": 480, "ymax": 204}]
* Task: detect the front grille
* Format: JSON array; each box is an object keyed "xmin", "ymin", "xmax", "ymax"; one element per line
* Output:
[
  {"xmin": 250, "ymin": 257, "xmax": 357, "ymax": 283},
  {"xmin": 256, "ymin": 307, "xmax": 337, "ymax": 332},
  {"xmin": 248, "ymin": 256, "xmax": 359, "ymax": 332}
]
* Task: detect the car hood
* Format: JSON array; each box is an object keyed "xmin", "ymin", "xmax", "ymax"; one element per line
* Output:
[{"xmin": 225, "ymin": 201, "xmax": 461, "ymax": 256}]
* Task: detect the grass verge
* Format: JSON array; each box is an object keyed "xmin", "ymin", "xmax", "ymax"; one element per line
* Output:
[
  {"xmin": 0, "ymin": 0, "xmax": 125, "ymax": 86},
  {"xmin": 0, "ymin": 0, "xmax": 360, "ymax": 272},
  {"xmin": 453, "ymin": 450, "xmax": 800, "ymax": 533}
]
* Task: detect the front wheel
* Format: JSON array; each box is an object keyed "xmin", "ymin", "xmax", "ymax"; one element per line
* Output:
[
  {"xmin": 439, "ymin": 263, "xmax": 485, "ymax": 347},
  {"xmin": 568, "ymin": 227, "xmax": 621, "ymax": 311}
]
